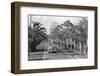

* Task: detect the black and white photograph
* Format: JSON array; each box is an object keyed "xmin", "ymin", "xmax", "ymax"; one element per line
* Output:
[
  {"xmin": 28, "ymin": 15, "xmax": 88, "ymax": 61},
  {"xmin": 11, "ymin": 2, "xmax": 97, "ymax": 73}
]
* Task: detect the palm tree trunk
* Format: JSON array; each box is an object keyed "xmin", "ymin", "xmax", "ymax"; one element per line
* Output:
[{"xmin": 80, "ymin": 42, "xmax": 82, "ymax": 54}]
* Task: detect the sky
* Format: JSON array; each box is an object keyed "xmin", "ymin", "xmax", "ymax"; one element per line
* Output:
[{"xmin": 28, "ymin": 15, "xmax": 87, "ymax": 34}]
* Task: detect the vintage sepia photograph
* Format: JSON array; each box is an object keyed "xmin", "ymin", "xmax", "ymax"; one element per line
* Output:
[{"xmin": 28, "ymin": 15, "xmax": 88, "ymax": 61}]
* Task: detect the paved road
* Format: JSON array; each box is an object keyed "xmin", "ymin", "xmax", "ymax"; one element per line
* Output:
[{"xmin": 28, "ymin": 52, "xmax": 87, "ymax": 61}]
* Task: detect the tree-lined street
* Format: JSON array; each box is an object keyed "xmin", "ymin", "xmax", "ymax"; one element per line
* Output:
[{"xmin": 28, "ymin": 15, "xmax": 88, "ymax": 60}]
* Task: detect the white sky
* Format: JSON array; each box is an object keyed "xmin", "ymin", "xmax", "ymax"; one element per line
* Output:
[{"xmin": 28, "ymin": 15, "xmax": 87, "ymax": 34}]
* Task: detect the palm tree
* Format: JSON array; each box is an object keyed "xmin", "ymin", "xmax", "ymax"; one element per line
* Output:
[
  {"xmin": 78, "ymin": 18, "xmax": 88, "ymax": 54},
  {"xmin": 28, "ymin": 21, "xmax": 48, "ymax": 52},
  {"xmin": 49, "ymin": 20, "xmax": 75, "ymax": 52}
]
